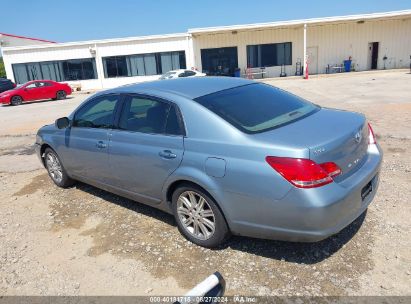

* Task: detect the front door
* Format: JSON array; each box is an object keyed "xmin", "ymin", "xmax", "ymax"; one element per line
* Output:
[
  {"xmin": 62, "ymin": 94, "xmax": 121, "ymax": 183},
  {"xmin": 307, "ymin": 46, "xmax": 318, "ymax": 75},
  {"xmin": 201, "ymin": 47, "xmax": 238, "ymax": 76},
  {"xmin": 368, "ymin": 42, "xmax": 379, "ymax": 70},
  {"xmin": 24, "ymin": 82, "xmax": 42, "ymax": 101},
  {"xmin": 108, "ymin": 94, "xmax": 184, "ymax": 201}
]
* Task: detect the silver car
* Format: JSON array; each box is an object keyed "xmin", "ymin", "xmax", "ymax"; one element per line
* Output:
[{"xmin": 35, "ymin": 77, "xmax": 382, "ymax": 248}]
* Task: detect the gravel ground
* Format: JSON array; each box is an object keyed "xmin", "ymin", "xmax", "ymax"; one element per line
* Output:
[{"xmin": 0, "ymin": 70, "xmax": 410, "ymax": 296}]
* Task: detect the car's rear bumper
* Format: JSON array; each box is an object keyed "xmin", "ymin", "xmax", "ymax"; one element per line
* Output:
[{"xmin": 220, "ymin": 144, "xmax": 383, "ymax": 242}]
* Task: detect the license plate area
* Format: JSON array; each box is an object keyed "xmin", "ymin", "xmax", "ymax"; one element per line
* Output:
[{"xmin": 361, "ymin": 180, "xmax": 373, "ymax": 201}]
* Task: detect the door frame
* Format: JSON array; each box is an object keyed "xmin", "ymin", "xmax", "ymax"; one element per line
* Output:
[
  {"xmin": 113, "ymin": 93, "xmax": 187, "ymax": 136},
  {"xmin": 368, "ymin": 42, "xmax": 379, "ymax": 70}
]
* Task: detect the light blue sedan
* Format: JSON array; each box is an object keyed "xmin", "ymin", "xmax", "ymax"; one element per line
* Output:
[{"xmin": 35, "ymin": 77, "xmax": 382, "ymax": 248}]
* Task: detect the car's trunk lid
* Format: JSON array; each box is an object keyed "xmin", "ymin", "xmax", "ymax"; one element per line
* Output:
[{"xmin": 251, "ymin": 108, "xmax": 368, "ymax": 181}]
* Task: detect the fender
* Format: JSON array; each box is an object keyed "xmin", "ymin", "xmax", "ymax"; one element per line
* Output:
[{"xmin": 161, "ymin": 164, "xmax": 231, "ymax": 222}]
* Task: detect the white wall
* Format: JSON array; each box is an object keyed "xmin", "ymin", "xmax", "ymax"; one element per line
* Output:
[
  {"xmin": 3, "ymin": 15, "xmax": 411, "ymax": 88},
  {"xmin": 192, "ymin": 26, "xmax": 303, "ymax": 78},
  {"xmin": 192, "ymin": 16, "xmax": 411, "ymax": 77},
  {"xmin": 97, "ymin": 36, "xmax": 191, "ymax": 89},
  {"xmin": 307, "ymin": 18, "xmax": 411, "ymax": 73},
  {"xmin": 2, "ymin": 34, "xmax": 191, "ymax": 90}
]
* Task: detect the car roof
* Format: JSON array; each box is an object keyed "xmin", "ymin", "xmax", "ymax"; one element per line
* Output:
[
  {"xmin": 165, "ymin": 69, "xmax": 185, "ymax": 73},
  {"xmin": 113, "ymin": 76, "xmax": 254, "ymax": 99}
]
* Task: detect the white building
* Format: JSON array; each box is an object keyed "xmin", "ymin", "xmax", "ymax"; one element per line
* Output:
[{"xmin": 2, "ymin": 10, "xmax": 411, "ymax": 90}]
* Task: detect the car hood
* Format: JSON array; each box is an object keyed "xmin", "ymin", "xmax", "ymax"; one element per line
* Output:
[
  {"xmin": 0, "ymin": 90, "xmax": 13, "ymax": 96},
  {"xmin": 37, "ymin": 123, "xmax": 58, "ymax": 134}
]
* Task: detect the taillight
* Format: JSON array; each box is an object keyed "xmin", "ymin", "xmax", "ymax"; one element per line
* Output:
[
  {"xmin": 319, "ymin": 162, "xmax": 342, "ymax": 178},
  {"xmin": 368, "ymin": 123, "xmax": 376, "ymax": 145},
  {"xmin": 265, "ymin": 157, "xmax": 341, "ymax": 189}
]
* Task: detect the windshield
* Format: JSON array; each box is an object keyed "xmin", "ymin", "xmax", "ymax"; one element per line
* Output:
[
  {"xmin": 160, "ymin": 72, "xmax": 176, "ymax": 79},
  {"xmin": 194, "ymin": 83, "xmax": 319, "ymax": 134}
]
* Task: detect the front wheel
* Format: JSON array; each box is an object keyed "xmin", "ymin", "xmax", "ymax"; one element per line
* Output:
[
  {"xmin": 56, "ymin": 90, "xmax": 67, "ymax": 100},
  {"xmin": 172, "ymin": 184, "xmax": 230, "ymax": 248},
  {"xmin": 11, "ymin": 96, "xmax": 23, "ymax": 106},
  {"xmin": 44, "ymin": 148, "xmax": 75, "ymax": 188}
]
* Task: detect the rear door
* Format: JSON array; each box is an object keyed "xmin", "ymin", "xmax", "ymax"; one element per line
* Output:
[
  {"xmin": 35, "ymin": 81, "xmax": 53, "ymax": 99},
  {"xmin": 62, "ymin": 94, "xmax": 121, "ymax": 183},
  {"xmin": 108, "ymin": 94, "xmax": 185, "ymax": 201},
  {"xmin": 39, "ymin": 81, "xmax": 56, "ymax": 99}
]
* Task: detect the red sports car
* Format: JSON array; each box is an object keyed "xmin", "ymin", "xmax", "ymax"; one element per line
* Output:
[{"xmin": 0, "ymin": 80, "xmax": 72, "ymax": 106}]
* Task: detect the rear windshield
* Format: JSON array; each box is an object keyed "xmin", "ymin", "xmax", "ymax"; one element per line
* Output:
[{"xmin": 194, "ymin": 83, "xmax": 319, "ymax": 134}]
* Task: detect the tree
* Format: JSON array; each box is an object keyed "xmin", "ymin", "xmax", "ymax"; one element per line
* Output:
[{"xmin": 0, "ymin": 57, "xmax": 6, "ymax": 78}]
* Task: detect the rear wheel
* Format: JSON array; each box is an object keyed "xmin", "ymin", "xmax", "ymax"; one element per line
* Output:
[
  {"xmin": 172, "ymin": 184, "xmax": 230, "ymax": 248},
  {"xmin": 56, "ymin": 90, "xmax": 67, "ymax": 100},
  {"xmin": 11, "ymin": 96, "xmax": 23, "ymax": 106},
  {"xmin": 44, "ymin": 148, "xmax": 75, "ymax": 188}
]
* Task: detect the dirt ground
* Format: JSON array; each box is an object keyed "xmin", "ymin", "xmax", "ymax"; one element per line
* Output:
[{"xmin": 0, "ymin": 70, "xmax": 410, "ymax": 296}]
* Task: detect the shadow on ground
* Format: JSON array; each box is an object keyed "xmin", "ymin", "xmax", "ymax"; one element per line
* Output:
[
  {"xmin": 76, "ymin": 181, "xmax": 365, "ymax": 264},
  {"xmin": 1, "ymin": 96, "xmax": 75, "ymax": 107}
]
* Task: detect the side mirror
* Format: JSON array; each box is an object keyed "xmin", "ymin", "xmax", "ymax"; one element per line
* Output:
[{"xmin": 55, "ymin": 117, "xmax": 70, "ymax": 129}]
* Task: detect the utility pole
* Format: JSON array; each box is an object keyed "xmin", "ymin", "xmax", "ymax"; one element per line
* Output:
[{"xmin": 303, "ymin": 24, "xmax": 307, "ymax": 79}]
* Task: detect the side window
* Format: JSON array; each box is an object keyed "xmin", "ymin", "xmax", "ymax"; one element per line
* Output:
[
  {"xmin": 26, "ymin": 83, "xmax": 37, "ymax": 89},
  {"xmin": 184, "ymin": 70, "xmax": 196, "ymax": 77},
  {"xmin": 119, "ymin": 96, "xmax": 170, "ymax": 134},
  {"xmin": 165, "ymin": 105, "xmax": 184, "ymax": 135},
  {"xmin": 73, "ymin": 95, "xmax": 119, "ymax": 128}
]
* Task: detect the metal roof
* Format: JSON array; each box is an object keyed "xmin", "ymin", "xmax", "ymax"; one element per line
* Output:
[
  {"xmin": 0, "ymin": 32, "xmax": 56, "ymax": 44},
  {"xmin": 188, "ymin": 10, "xmax": 411, "ymax": 34}
]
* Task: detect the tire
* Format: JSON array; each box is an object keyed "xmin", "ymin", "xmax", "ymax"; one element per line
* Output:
[
  {"xmin": 56, "ymin": 90, "xmax": 67, "ymax": 100},
  {"xmin": 11, "ymin": 96, "xmax": 23, "ymax": 106},
  {"xmin": 44, "ymin": 148, "xmax": 75, "ymax": 188},
  {"xmin": 172, "ymin": 184, "xmax": 230, "ymax": 248}
]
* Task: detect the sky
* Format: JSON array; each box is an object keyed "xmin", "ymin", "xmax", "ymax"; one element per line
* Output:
[{"xmin": 0, "ymin": 0, "xmax": 410, "ymax": 42}]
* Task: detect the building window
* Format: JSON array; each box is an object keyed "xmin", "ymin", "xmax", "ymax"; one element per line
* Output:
[
  {"xmin": 12, "ymin": 58, "xmax": 97, "ymax": 84},
  {"xmin": 102, "ymin": 51, "xmax": 186, "ymax": 78},
  {"xmin": 201, "ymin": 47, "xmax": 238, "ymax": 76},
  {"xmin": 104, "ymin": 56, "xmax": 128, "ymax": 78},
  {"xmin": 247, "ymin": 42, "xmax": 292, "ymax": 67}
]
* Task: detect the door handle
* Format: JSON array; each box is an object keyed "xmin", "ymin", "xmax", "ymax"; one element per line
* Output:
[
  {"xmin": 96, "ymin": 141, "xmax": 107, "ymax": 149},
  {"xmin": 159, "ymin": 150, "xmax": 177, "ymax": 159}
]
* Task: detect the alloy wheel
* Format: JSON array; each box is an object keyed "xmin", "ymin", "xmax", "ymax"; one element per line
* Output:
[
  {"xmin": 45, "ymin": 152, "xmax": 63, "ymax": 183},
  {"xmin": 176, "ymin": 191, "xmax": 216, "ymax": 240},
  {"xmin": 57, "ymin": 91, "xmax": 66, "ymax": 99}
]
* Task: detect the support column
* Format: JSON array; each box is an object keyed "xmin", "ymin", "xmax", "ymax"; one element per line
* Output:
[
  {"xmin": 94, "ymin": 43, "xmax": 104, "ymax": 89},
  {"xmin": 186, "ymin": 35, "xmax": 195, "ymax": 70},
  {"xmin": 303, "ymin": 23, "xmax": 307, "ymax": 79}
]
